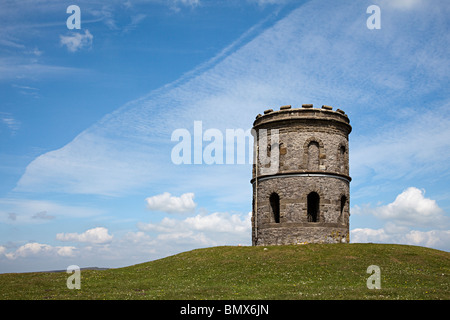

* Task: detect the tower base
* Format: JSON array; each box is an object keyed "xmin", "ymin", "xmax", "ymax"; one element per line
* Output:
[{"xmin": 253, "ymin": 224, "xmax": 349, "ymax": 246}]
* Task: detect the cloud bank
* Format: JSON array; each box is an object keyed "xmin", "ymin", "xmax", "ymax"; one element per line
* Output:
[
  {"xmin": 351, "ymin": 187, "xmax": 450, "ymax": 251},
  {"xmin": 1, "ymin": 211, "xmax": 251, "ymax": 270},
  {"xmin": 4, "ymin": 242, "xmax": 76, "ymax": 260}
]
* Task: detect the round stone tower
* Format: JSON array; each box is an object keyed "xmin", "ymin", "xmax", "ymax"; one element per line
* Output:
[{"xmin": 251, "ymin": 104, "xmax": 351, "ymax": 246}]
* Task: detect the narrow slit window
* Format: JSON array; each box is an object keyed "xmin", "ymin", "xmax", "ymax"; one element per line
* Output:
[
  {"xmin": 340, "ymin": 195, "xmax": 347, "ymax": 218},
  {"xmin": 339, "ymin": 145, "xmax": 346, "ymax": 172},
  {"xmin": 270, "ymin": 193, "xmax": 280, "ymax": 223}
]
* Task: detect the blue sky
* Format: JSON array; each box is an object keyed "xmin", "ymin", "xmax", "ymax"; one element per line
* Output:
[{"xmin": 0, "ymin": 0, "xmax": 449, "ymax": 273}]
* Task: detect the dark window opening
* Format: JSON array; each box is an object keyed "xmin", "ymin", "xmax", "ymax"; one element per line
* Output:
[
  {"xmin": 307, "ymin": 192, "xmax": 320, "ymax": 222},
  {"xmin": 270, "ymin": 193, "xmax": 280, "ymax": 223},
  {"xmin": 340, "ymin": 195, "xmax": 347, "ymax": 217}
]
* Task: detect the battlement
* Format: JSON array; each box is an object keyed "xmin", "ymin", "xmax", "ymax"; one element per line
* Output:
[{"xmin": 253, "ymin": 104, "xmax": 351, "ymax": 134}]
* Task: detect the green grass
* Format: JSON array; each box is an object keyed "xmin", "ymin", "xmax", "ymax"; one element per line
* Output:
[{"xmin": 0, "ymin": 243, "xmax": 449, "ymax": 300}]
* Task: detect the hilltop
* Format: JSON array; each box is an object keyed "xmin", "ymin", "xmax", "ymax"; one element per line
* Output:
[{"xmin": 0, "ymin": 243, "xmax": 448, "ymax": 300}]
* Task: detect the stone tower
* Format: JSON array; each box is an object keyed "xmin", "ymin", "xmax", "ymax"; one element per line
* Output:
[{"xmin": 251, "ymin": 104, "xmax": 351, "ymax": 246}]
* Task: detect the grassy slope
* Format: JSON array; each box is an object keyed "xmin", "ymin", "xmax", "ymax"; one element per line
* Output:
[{"xmin": 0, "ymin": 243, "xmax": 449, "ymax": 300}]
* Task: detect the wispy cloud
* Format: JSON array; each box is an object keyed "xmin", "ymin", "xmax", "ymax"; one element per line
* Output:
[
  {"xmin": 351, "ymin": 103, "xmax": 450, "ymax": 189},
  {"xmin": 169, "ymin": 0, "xmax": 201, "ymax": 12},
  {"xmin": 60, "ymin": 29, "xmax": 93, "ymax": 52},
  {"xmin": 14, "ymin": 0, "xmax": 450, "ymax": 204},
  {"xmin": 0, "ymin": 112, "xmax": 20, "ymax": 135},
  {"xmin": 0, "ymin": 198, "xmax": 103, "ymax": 224},
  {"xmin": 0, "ymin": 36, "xmax": 25, "ymax": 49},
  {"xmin": 0, "ymin": 57, "xmax": 87, "ymax": 81},
  {"xmin": 11, "ymin": 84, "xmax": 39, "ymax": 97},
  {"xmin": 32, "ymin": 211, "xmax": 55, "ymax": 220},
  {"xmin": 122, "ymin": 13, "xmax": 146, "ymax": 33},
  {"xmin": 247, "ymin": 0, "xmax": 294, "ymax": 6},
  {"xmin": 379, "ymin": 0, "xmax": 424, "ymax": 10}
]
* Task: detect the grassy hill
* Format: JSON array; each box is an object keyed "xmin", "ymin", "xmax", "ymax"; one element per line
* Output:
[{"xmin": 0, "ymin": 243, "xmax": 449, "ymax": 300}]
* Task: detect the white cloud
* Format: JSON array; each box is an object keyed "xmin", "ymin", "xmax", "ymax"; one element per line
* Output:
[
  {"xmin": 145, "ymin": 192, "xmax": 196, "ymax": 214},
  {"xmin": 4, "ymin": 242, "xmax": 76, "ymax": 260},
  {"xmin": 138, "ymin": 211, "xmax": 250, "ymax": 234},
  {"xmin": 56, "ymin": 227, "xmax": 113, "ymax": 244},
  {"xmin": 0, "ymin": 212, "xmax": 250, "ymax": 270},
  {"xmin": 137, "ymin": 211, "xmax": 251, "ymax": 247},
  {"xmin": 184, "ymin": 212, "xmax": 251, "ymax": 233},
  {"xmin": 374, "ymin": 187, "xmax": 446, "ymax": 227},
  {"xmin": 353, "ymin": 187, "xmax": 448, "ymax": 228},
  {"xmin": 351, "ymin": 228, "xmax": 390, "ymax": 244},
  {"xmin": 404, "ymin": 230, "xmax": 450, "ymax": 248},
  {"xmin": 351, "ymin": 228, "xmax": 450, "ymax": 251},
  {"xmin": 60, "ymin": 29, "xmax": 93, "ymax": 52},
  {"xmin": 351, "ymin": 187, "xmax": 450, "ymax": 251},
  {"xmin": 122, "ymin": 231, "xmax": 153, "ymax": 245}
]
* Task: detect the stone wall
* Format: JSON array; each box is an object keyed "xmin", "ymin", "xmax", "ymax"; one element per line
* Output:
[{"xmin": 252, "ymin": 176, "xmax": 349, "ymax": 245}]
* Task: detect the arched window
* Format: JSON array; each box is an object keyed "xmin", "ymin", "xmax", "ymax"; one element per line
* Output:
[
  {"xmin": 269, "ymin": 193, "xmax": 280, "ymax": 223},
  {"xmin": 307, "ymin": 141, "xmax": 320, "ymax": 170},
  {"xmin": 307, "ymin": 192, "xmax": 319, "ymax": 222}
]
